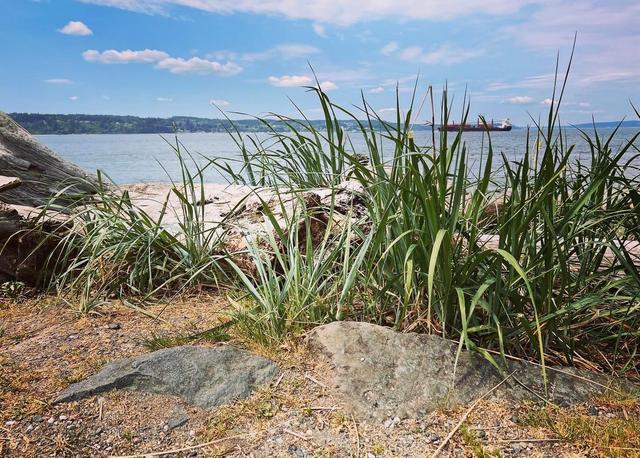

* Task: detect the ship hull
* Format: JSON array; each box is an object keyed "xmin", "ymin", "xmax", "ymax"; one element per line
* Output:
[{"xmin": 438, "ymin": 125, "xmax": 512, "ymax": 132}]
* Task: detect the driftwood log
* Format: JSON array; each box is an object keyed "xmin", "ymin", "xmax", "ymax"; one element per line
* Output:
[
  {"xmin": 0, "ymin": 111, "xmax": 97, "ymax": 208},
  {"xmin": 0, "ymin": 112, "xmax": 96, "ymax": 285}
]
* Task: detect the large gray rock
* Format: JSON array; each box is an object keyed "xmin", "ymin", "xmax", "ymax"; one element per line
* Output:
[
  {"xmin": 0, "ymin": 112, "xmax": 97, "ymax": 207},
  {"xmin": 55, "ymin": 345, "xmax": 279, "ymax": 409},
  {"xmin": 307, "ymin": 322, "xmax": 628, "ymax": 421}
]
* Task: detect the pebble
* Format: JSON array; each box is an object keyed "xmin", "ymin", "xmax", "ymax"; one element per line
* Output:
[
  {"xmin": 511, "ymin": 442, "xmax": 527, "ymax": 453},
  {"xmin": 429, "ymin": 433, "xmax": 440, "ymax": 443},
  {"xmin": 47, "ymin": 417, "xmax": 55, "ymax": 424},
  {"xmin": 587, "ymin": 405, "xmax": 599, "ymax": 416},
  {"xmin": 383, "ymin": 416, "xmax": 401, "ymax": 428},
  {"xmin": 107, "ymin": 323, "xmax": 121, "ymax": 330},
  {"xmin": 367, "ymin": 454, "xmax": 376, "ymax": 458},
  {"xmin": 167, "ymin": 416, "xmax": 188, "ymax": 430},
  {"xmin": 59, "ymin": 415, "xmax": 68, "ymax": 421},
  {"xmin": 31, "ymin": 415, "xmax": 43, "ymax": 423},
  {"xmin": 5, "ymin": 420, "xmax": 16, "ymax": 426}
]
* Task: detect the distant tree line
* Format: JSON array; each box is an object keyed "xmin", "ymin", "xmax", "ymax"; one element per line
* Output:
[{"xmin": 8, "ymin": 113, "xmax": 434, "ymax": 135}]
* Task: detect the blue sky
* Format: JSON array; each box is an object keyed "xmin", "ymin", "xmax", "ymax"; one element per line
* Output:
[{"xmin": 1, "ymin": 0, "xmax": 638, "ymax": 124}]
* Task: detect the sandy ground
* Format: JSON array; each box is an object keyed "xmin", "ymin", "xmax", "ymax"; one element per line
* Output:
[{"xmin": 1, "ymin": 295, "xmax": 639, "ymax": 457}]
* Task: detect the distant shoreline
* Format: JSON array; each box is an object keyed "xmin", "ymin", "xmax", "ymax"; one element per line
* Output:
[{"xmin": 8, "ymin": 112, "xmax": 640, "ymax": 135}]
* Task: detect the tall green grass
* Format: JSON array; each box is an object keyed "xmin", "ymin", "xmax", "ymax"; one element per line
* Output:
[
  {"xmin": 38, "ymin": 61, "xmax": 640, "ymax": 378},
  {"xmin": 40, "ymin": 140, "xmax": 237, "ymax": 312},
  {"xmin": 214, "ymin": 70, "xmax": 640, "ymax": 377}
]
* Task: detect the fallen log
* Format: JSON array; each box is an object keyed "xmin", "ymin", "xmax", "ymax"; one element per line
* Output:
[{"xmin": 0, "ymin": 111, "xmax": 98, "ymax": 208}]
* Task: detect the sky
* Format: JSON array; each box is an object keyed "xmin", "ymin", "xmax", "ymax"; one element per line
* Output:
[{"xmin": 0, "ymin": 0, "xmax": 638, "ymax": 125}]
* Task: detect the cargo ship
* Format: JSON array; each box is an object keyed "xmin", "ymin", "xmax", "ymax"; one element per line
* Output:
[{"xmin": 438, "ymin": 118, "xmax": 512, "ymax": 132}]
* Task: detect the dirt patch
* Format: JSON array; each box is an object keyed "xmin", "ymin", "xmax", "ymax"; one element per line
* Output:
[{"xmin": 1, "ymin": 296, "xmax": 638, "ymax": 457}]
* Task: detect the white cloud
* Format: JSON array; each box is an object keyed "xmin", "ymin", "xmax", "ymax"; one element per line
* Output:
[
  {"xmin": 319, "ymin": 80, "xmax": 337, "ymax": 91},
  {"xmin": 506, "ymin": 96, "xmax": 534, "ymax": 104},
  {"xmin": 502, "ymin": 1, "xmax": 640, "ymax": 88},
  {"xmin": 274, "ymin": 44, "xmax": 320, "ymax": 59},
  {"xmin": 156, "ymin": 97, "xmax": 173, "ymax": 102},
  {"xmin": 541, "ymin": 98, "xmax": 555, "ymax": 106},
  {"xmin": 369, "ymin": 86, "xmax": 385, "ymax": 94},
  {"xmin": 210, "ymin": 44, "xmax": 320, "ymax": 62},
  {"xmin": 44, "ymin": 78, "xmax": 74, "ymax": 85},
  {"xmin": 83, "ymin": 49, "xmax": 169, "ymax": 64},
  {"xmin": 79, "ymin": 0, "xmax": 540, "ymax": 25},
  {"xmin": 155, "ymin": 57, "xmax": 242, "ymax": 75},
  {"xmin": 487, "ymin": 74, "xmax": 556, "ymax": 92},
  {"xmin": 386, "ymin": 43, "xmax": 483, "ymax": 65},
  {"xmin": 312, "ymin": 23, "xmax": 327, "ymax": 38},
  {"xmin": 69, "ymin": 96, "xmax": 79, "ymax": 101},
  {"xmin": 83, "ymin": 49, "xmax": 242, "ymax": 76},
  {"xmin": 58, "ymin": 21, "xmax": 93, "ymax": 36},
  {"xmin": 210, "ymin": 99, "xmax": 230, "ymax": 106},
  {"xmin": 268, "ymin": 75, "xmax": 312, "ymax": 87},
  {"xmin": 381, "ymin": 41, "xmax": 399, "ymax": 56}
]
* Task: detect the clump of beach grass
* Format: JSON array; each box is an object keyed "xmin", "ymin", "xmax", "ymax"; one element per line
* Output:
[
  {"xmin": 216, "ymin": 56, "xmax": 640, "ymax": 379},
  {"xmin": 36, "ymin": 51, "xmax": 640, "ymax": 381}
]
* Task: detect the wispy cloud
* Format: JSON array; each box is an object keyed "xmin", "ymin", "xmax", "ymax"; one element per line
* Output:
[
  {"xmin": 58, "ymin": 20, "xmax": 93, "ymax": 36},
  {"xmin": 69, "ymin": 96, "xmax": 79, "ymax": 101},
  {"xmin": 155, "ymin": 57, "xmax": 242, "ymax": 75},
  {"xmin": 156, "ymin": 97, "xmax": 173, "ymax": 102},
  {"xmin": 505, "ymin": 96, "xmax": 534, "ymax": 104},
  {"xmin": 384, "ymin": 43, "xmax": 483, "ymax": 65},
  {"xmin": 208, "ymin": 44, "xmax": 319, "ymax": 63},
  {"xmin": 369, "ymin": 86, "xmax": 384, "ymax": 94},
  {"xmin": 312, "ymin": 23, "xmax": 327, "ymax": 38},
  {"xmin": 487, "ymin": 74, "xmax": 556, "ymax": 91},
  {"xmin": 381, "ymin": 41, "xmax": 399, "ymax": 56},
  {"xmin": 44, "ymin": 78, "xmax": 74, "ymax": 85},
  {"xmin": 79, "ymin": 0, "xmax": 540, "ymax": 25},
  {"xmin": 83, "ymin": 49, "xmax": 242, "ymax": 75},
  {"xmin": 210, "ymin": 99, "xmax": 230, "ymax": 107},
  {"xmin": 502, "ymin": 1, "xmax": 640, "ymax": 88}
]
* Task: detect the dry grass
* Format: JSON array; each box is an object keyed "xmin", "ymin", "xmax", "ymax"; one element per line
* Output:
[{"xmin": 1, "ymin": 294, "xmax": 639, "ymax": 457}]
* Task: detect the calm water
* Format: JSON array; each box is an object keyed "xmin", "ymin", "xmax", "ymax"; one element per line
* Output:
[{"xmin": 38, "ymin": 128, "xmax": 640, "ymax": 184}]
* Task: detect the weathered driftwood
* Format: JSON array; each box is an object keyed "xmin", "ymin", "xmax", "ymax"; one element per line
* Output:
[
  {"xmin": 0, "ymin": 111, "xmax": 97, "ymax": 208},
  {"xmin": 0, "ymin": 202, "xmax": 66, "ymax": 284},
  {"xmin": 0, "ymin": 175, "xmax": 21, "ymax": 192}
]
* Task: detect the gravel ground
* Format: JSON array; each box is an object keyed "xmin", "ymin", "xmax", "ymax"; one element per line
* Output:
[{"xmin": 1, "ymin": 295, "xmax": 637, "ymax": 457}]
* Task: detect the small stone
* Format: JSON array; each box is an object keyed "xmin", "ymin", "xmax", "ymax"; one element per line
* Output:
[
  {"xmin": 189, "ymin": 429, "xmax": 196, "ymax": 437},
  {"xmin": 31, "ymin": 415, "xmax": 43, "ymax": 423},
  {"xmin": 477, "ymin": 430, "xmax": 487, "ymax": 439},
  {"xmin": 5, "ymin": 420, "xmax": 16, "ymax": 426},
  {"xmin": 47, "ymin": 417, "xmax": 55, "ymax": 424},
  {"xmin": 511, "ymin": 442, "xmax": 527, "ymax": 453},
  {"xmin": 67, "ymin": 334, "xmax": 79, "ymax": 340},
  {"xmin": 587, "ymin": 405, "xmax": 599, "ymax": 416},
  {"xmin": 167, "ymin": 416, "xmax": 188, "ymax": 430},
  {"xmin": 367, "ymin": 454, "xmax": 376, "ymax": 458},
  {"xmin": 107, "ymin": 323, "xmax": 121, "ymax": 330},
  {"xmin": 59, "ymin": 415, "xmax": 68, "ymax": 421},
  {"xmin": 429, "ymin": 433, "xmax": 440, "ymax": 443}
]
